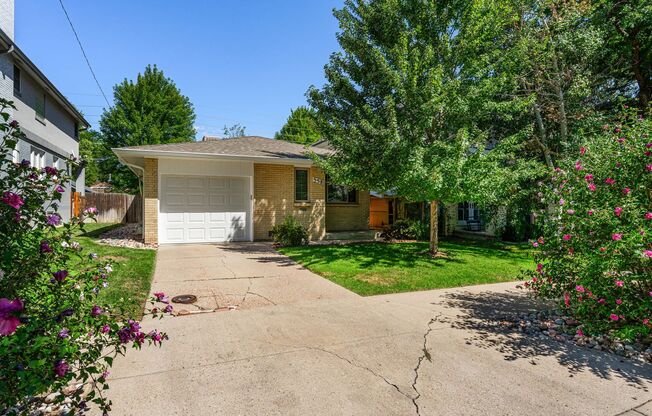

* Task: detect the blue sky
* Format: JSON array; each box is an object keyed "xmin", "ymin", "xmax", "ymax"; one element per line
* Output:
[{"xmin": 15, "ymin": 1, "xmax": 343, "ymax": 139}]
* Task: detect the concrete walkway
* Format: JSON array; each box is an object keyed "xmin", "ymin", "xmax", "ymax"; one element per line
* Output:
[{"xmin": 103, "ymin": 244, "xmax": 652, "ymax": 416}]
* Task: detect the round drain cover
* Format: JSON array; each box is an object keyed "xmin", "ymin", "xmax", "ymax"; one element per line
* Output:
[{"xmin": 172, "ymin": 294, "xmax": 197, "ymax": 304}]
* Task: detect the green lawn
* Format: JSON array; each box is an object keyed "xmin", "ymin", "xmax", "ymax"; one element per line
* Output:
[
  {"xmin": 278, "ymin": 239, "xmax": 533, "ymax": 296},
  {"xmin": 71, "ymin": 223, "xmax": 157, "ymax": 318}
]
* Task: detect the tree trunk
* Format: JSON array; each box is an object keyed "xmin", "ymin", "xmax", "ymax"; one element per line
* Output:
[{"xmin": 429, "ymin": 201, "xmax": 439, "ymax": 254}]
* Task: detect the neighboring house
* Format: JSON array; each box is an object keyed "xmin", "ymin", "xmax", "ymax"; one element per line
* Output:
[
  {"xmin": 89, "ymin": 182, "xmax": 113, "ymax": 193},
  {"xmin": 0, "ymin": 1, "xmax": 90, "ymax": 221},
  {"xmin": 112, "ymin": 136, "xmax": 370, "ymax": 244}
]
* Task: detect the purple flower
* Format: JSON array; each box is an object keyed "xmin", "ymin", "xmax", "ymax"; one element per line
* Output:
[
  {"xmin": 614, "ymin": 207, "xmax": 623, "ymax": 217},
  {"xmin": 52, "ymin": 270, "xmax": 69, "ymax": 282},
  {"xmin": 100, "ymin": 324, "xmax": 110, "ymax": 334},
  {"xmin": 54, "ymin": 360, "xmax": 69, "ymax": 377},
  {"xmin": 19, "ymin": 159, "xmax": 29, "ymax": 168},
  {"xmin": 2, "ymin": 192, "xmax": 24, "ymax": 210},
  {"xmin": 40, "ymin": 240, "xmax": 52, "ymax": 253},
  {"xmin": 154, "ymin": 292, "xmax": 169, "ymax": 304},
  {"xmin": 54, "ymin": 185, "xmax": 65, "ymax": 194},
  {"xmin": 90, "ymin": 306, "xmax": 103, "ymax": 318},
  {"xmin": 9, "ymin": 119, "xmax": 19, "ymax": 128},
  {"xmin": 83, "ymin": 207, "xmax": 98, "ymax": 215},
  {"xmin": 163, "ymin": 304, "xmax": 173, "ymax": 314},
  {"xmin": 47, "ymin": 214, "xmax": 61, "ymax": 226},
  {"xmin": 44, "ymin": 166, "xmax": 58, "ymax": 176},
  {"xmin": 0, "ymin": 298, "xmax": 24, "ymax": 336},
  {"xmin": 58, "ymin": 328, "xmax": 70, "ymax": 339},
  {"xmin": 148, "ymin": 330, "xmax": 164, "ymax": 345}
]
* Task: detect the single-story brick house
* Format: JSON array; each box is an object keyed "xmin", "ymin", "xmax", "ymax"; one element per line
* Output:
[{"xmin": 112, "ymin": 136, "xmax": 370, "ymax": 244}]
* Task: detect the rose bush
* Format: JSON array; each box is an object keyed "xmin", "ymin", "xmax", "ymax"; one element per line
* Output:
[
  {"xmin": 524, "ymin": 110, "xmax": 651, "ymax": 339},
  {"xmin": 0, "ymin": 99, "xmax": 170, "ymax": 414}
]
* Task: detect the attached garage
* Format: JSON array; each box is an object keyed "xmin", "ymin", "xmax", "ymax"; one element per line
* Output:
[{"xmin": 159, "ymin": 175, "xmax": 251, "ymax": 244}]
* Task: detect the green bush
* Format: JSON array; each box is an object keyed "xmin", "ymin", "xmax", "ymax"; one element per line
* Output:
[
  {"xmin": 271, "ymin": 216, "xmax": 309, "ymax": 246},
  {"xmin": 380, "ymin": 219, "xmax": 429, "ymax": 241},
  {"xmin": 0, "ymin": 99, "xmax": 170, "ymax": 414},
  {"xmin": 523, "ymin": 110, "xmax": 651, "ymax": 338}
]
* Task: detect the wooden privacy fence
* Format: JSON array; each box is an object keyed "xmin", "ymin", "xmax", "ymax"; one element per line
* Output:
[{"xmin": 74, "ymin": 192, "xmax": 142, "ymax": 223}]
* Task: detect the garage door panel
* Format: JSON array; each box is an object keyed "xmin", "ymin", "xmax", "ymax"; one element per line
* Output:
[
  {"xmin": 187, "ymin": 177, "xmax": 206, "ymax": 189},
  {"xmin": 160, "ymin": 175, "xmax": 251, "ymax": 244},
  {"xmin": 166, "ymin": 177, "xmax": 187, "ymax": 188},
  {"xmin": 187, "ymin": 228, "xmax": 206, "ymax": 240}
]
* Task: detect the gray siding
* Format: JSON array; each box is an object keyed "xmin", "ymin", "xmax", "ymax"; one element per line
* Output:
[{"xmin": 0, "ymin": 52, "xmax": 83, "ymax": 222}]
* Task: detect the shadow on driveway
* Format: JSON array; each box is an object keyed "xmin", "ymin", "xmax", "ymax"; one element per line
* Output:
[{"xmin": 437, "ymin": 290, "xmax": 652, "ymax": 391}]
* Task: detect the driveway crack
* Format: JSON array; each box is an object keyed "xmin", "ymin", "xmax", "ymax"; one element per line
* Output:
[
  {"xmin": 410, "ymin": 314, "xmax": 442, "ymax": 416},
  {"xmin": 306, "ymin": 346, "xmax": 413, "ymax": 402},
  {"xmin": 245, "ymin": 291, "xmax": 277, "ymax": 305}
]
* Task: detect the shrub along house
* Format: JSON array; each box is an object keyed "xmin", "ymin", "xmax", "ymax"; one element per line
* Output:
[{"xmin": 112, "ymin": 136, "xmax": 370, "ymax": 244}]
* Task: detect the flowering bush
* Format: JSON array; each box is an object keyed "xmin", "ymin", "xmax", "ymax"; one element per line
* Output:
[
  {"xmin": 524, "ymin": 110, "xmax": 651, "ymax": 339},
  {"xmin": 0, "ymin": 100, "xmax": 170, "ymax": 414}
]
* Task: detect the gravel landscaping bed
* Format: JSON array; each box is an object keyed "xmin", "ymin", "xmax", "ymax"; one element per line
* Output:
[
  {"xmin": 96, "ymin": 223, "xmax": 157, "ymax": 250},
  {"xmin": 507, "ymin": 309, "xmax": 652, "ymax": 364}
]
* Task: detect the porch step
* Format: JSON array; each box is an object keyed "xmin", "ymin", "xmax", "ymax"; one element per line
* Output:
[{"xmin": 324, "ymin": 230, "xmax": 379, "ymax": 241}]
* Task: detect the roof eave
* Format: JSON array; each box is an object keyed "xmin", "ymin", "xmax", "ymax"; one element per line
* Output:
[
  {"xmin": 0, "ymin": 30, "xmax": 91, "ymax": 128},
  {"xmin": 112, "ymin": 148, "xmax": 317, "ymax": 167}
]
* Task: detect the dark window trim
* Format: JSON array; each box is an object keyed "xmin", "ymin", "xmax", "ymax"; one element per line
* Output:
[
  {"xmin": 13, "ymin": 65, "xmax": 21, "ymax": 95},
  {"xmin": 294, "ymin": 168, "xmax": 309, "ymax": 202},
  {"xmin": 326, "ymin": 176, "xmax": 357, "ymax": 204},
  {"xmin": 35, "ymin": 92, "xmax": 46, "ymax": 124}
]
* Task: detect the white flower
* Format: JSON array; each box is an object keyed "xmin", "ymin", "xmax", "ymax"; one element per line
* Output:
[
  {"xmin": 104, "ymin": 264, "xmax": 113, "ymax": 273},
  {"xmin": 61, "ymin": 241, "xmax": 69, "ymax": 248},
  {"xmin": 102, "ymin": 282, "xmax": 108, "ymax": 288}
]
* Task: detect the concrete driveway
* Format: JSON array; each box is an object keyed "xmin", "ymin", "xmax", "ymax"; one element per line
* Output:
[{"xmin": 103, "ymin": 243, "xmax": 652, "ymax": 416}]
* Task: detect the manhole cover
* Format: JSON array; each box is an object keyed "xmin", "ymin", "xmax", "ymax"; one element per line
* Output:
[{"xmin": 172, "ymin": 294, "xmax": 197, "ymax": 304}]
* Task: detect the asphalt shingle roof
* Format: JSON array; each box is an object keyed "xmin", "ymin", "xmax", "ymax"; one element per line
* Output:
[{"xmin": 119, "ymin": 136, "xmax": 331, "ymax": 160}]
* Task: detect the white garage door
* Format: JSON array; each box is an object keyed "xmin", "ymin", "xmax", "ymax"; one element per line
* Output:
[{"xmin": 160, "ymin": 175, "xmax": 250, "ymax": 244}]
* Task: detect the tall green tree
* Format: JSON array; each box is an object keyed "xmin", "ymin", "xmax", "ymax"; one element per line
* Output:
[
  {"xmin": 308, "ymin": 0, "xmax": 490, "ymax": 254},
  {"xmin": 78, "ymin": 129, "xmax": 103, "ymax": 186},
  {"xmin": 275, "ymin": 107, "xmax": 322, "ymax": 144},
  {"xmin": 100, "ymin": 65, "xmax": 196, "ymax": 192}
]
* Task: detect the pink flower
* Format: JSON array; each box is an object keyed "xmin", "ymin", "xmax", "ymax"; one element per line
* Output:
[
  {"xmin": 47, "ymin": 214, "xmax": 61, "ymax": 226},
  {"xmin": 644, "ymin": 250, "xmax": 652, "ymax": 258},
  {"xmin": 612, "ymin": 233, "xmax": 623, "ymax": 241},
  {"xmin": 566, "ymin": 209, "xmax": 575, "ymax": 215},
  {"xmin": 647, "ymin": 143, "xmax": 652, "ymax": 149},
  {"xmin": 52, "ymin": 270, "xmax": 68, "ymax": 282},
  {"xmin": 587, "ymin": 210, "xmax": 594, "ymax": 216},
  {"xmin": 559, "ymin": 198, "xmax": 565, "ymax": 205},
  {"xmin": 154, "ymin": 292, "xmax": 169, "ymax": 304},
  {"xmin": 83, "ymin": 207, "xmax": 98, "ymax": 215},
  {"xmin": 563, "ymin": 234, "xmax": 572, "ymax": 241},
  {"xmin": 616, "ymin": 299, "xmax": 623, "ymax": 305},
  {"xmin": 647, "ymin": 164, "xmax": 652, "ymax": 172},
  {"xmin": 598, "ymin": 298, "xmax": 606, "ymax": 304},
  {"xmin": 584, "ymin": 174, "xmax": 593, "ymax": 181},
  {"xmin": 644, "ymin": 319, "xmax": 650, "ymax": 325},
  {"xmin": 645, "ymin": 212, "xmax": 652, "ymax": 220},
  {"xmin": 532, "ymin": 241, "xmax": 539, "ymax": 248},
  {"xmin": 2, "ymin": 192, "xmax": 24, "ymax": 210},
  {"xmin": 614, "ymin": 207, "xmax": 623, "ymax": 217},
  {"xmin": 615, "ymin": 280, "xmax": 624, "ymax": 287},
  {"xmin": 605, "ymin": 178, "xmax": 615, "ymax": 185},
  {"xmin": 575, "ymin": 285, "xmax": 585, "ymax": 293},
  {"xmin": 574, "ymin": 161, "xmax": 583, "ymax": 171},
  {"xmin": 0, "ymin": 298, "xmax": 24, "ymax": 336},
  {"xmin": 564, "ymin": 292, "xmax": 570, "ymax": 307},
  {"xmin": 536, "ymin": 263, "xmax": 543, "ymax": 273},
  {"xmin": 588, "ymin": 183, "xmax": 597, "ymax": 191},
  {"xmin": 580, "ymin": 147, "xmax": 586, "ymax": 155},
  {"xmin": 576, "ymin": 328, "xmax": 584, "ymax": 337},
  {"xmin": 622, "ymin": 188, "xmax": 631, "ymax": 195},
  {"xmin": 610, "ymin": 314, "xmax": 619, "ymax": 321},
  {"xmin": 54, "ymin": 360, "xmax": 69, "ymax": 378}
]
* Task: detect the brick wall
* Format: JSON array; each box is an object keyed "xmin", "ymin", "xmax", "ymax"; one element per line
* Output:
[
  {"xmin": 143, "ymin": 158, "xmax": 158, "ymax": 244},
  {"xmin": 253, "ymin": 163, "xmax": 325, "ymax": 241},
  {"xmin": 325, "ymin": 191, "xmax": 371, "ymax": 231}
]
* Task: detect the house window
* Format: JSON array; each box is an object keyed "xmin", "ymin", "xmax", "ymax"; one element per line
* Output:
[
  {"xmin": 295, "ymin": 169, "xmax": 309, "ymax": 201},
  {"xmin": 74, "ymin": 122, "xmax": 79, "ymax": 140},
  {"xmin": 35, "ymin": 92, "xmax": 46, "ymax": 122},
  {"xmin": 13, "ymin": 65, "xmax": 20, "ymax": 95},
  {"xmin": 326, "ymin": 177, "xmax": 357, "ymax": 204},
  {"xmin": 30, "ymin": 147, "xmax": 45, "ymax": 169},
  {"xmin": 457, "ymin": 202, "xmax": 480, "ymax": 221}
]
